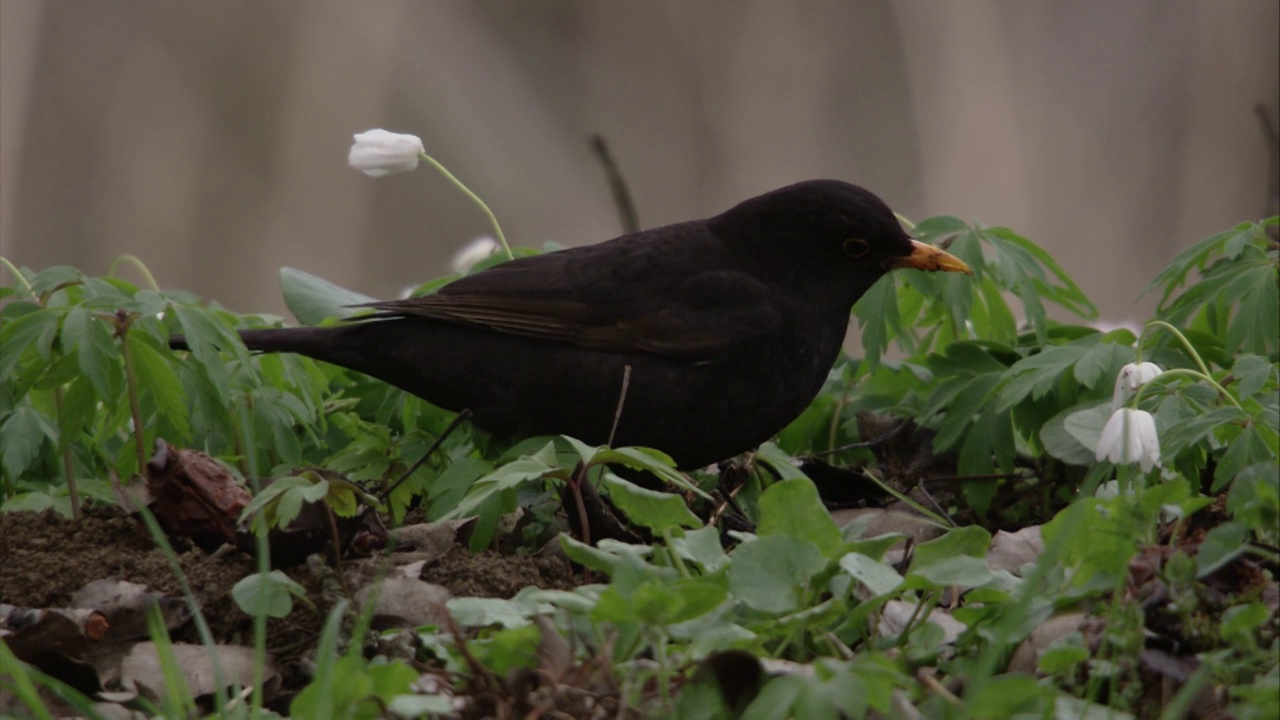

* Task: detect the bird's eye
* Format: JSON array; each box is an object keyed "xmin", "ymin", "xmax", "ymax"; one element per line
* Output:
[{"xmin": 843, "ymin": 238, "xmax": 870, "ymax": 258}]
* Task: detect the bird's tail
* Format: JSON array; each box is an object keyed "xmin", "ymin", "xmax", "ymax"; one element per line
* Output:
[{"xmin": 169, "ymin": 327, "xmax": 339, "ymax": 357}]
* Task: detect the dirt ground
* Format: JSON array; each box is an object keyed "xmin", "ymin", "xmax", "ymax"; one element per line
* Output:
[{"xmin": 0, "ymin": 505, "xmax": 579, "ymax": 694}]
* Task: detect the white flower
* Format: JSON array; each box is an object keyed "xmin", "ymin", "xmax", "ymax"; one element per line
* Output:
[
  {"xmin": 1095, "ymin": 408, "xmax": 1161, "ymax": 472},
  {"xmin": 1111, "ymin": 361, "xmax": 1163, "ymax": 410},
  {"xmin": 450, "ymin": 236, "xmax": 501, "ymax": 274},
  {"xmin": 347, "ymin": 129, "xmax": 424, "ymax": 177}
]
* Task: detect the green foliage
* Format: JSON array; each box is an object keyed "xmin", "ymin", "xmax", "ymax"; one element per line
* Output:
[{"xmin": 2, "ymin": 212, "xmax": 1277, "ymax": 717}]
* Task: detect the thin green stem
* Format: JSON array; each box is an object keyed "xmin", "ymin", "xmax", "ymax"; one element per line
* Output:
[
  {"xmin": 107, "ymin": 255, "xmax": 160, "ymax": 291},
  {"xmin": 0, "ymin": 256, "xmax": 34, "ymax": 294},
  {"xmin": 114, "ymin": 313, "xmax": 149, "ymax": 476},
  {"xmin": 1136, "ymin": 368, "xmax": 1244, "ymax": 411},
  {"xmin": 661, "ymin": 528, "xmax": 692, "ymax": 579},
  {"xmin": 1139, "ymin": 321, "xmax": 1211, "ymax": 376},
  {"xmin": 52, "ymin": 386, "xmax": 82, "ymax": 521},
  {"xmin": 419, "ymin": 153, "xmax": 514, "ymax": 261}
]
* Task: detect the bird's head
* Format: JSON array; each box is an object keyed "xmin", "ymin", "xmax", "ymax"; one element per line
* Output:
[{"xmin": 711, "ymin": 179, "xmax": 972, "ymax": 307}]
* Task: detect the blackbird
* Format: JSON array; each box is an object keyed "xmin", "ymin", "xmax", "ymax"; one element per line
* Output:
[{"xmin": 172, "ymin": 180, "xmax": 970, "ymax": 469}]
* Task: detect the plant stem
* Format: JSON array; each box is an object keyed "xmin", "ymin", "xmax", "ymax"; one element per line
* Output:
[
  {"xmin": 0, "ymin": 256, "xmax": 34, "ymax": 294},
  {"xmin": 419, "ymin": 153, "xmax": 514, "ymax": 261},
  {"xmin": 53, "ymin": 386, "xmax": 82, "ymax": 521},
  {"xmin": 116, "ymin": 314, "xmax": 148, "ymax": 477},
  {"xmin": 107, "ymin": 254, "xmax": 161, "ymax": 291},
  {"xmin": 1141, "ymin": 368, "xmax": 1244, "ymax": 410},
  {"xmin": 1140, "ymin": 321, "xmax": 1211, "ymax": 376}
]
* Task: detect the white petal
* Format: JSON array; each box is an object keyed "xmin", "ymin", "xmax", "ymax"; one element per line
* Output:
[
  {"xmin": 1134, "ymin": 362, "xmax": 1163, "ymax": 385},
  {"xmin": 348, "ymin": 129, "xmax": 424, "ymax": 177},
  {"xmin": 450, "ymin": 236, "xmax": 500, "ymax": 274},
  {"xmin": 1111, "ymin": 372, "xmax": 1129, "ymax": 411},
  {"xmin": 1124, "ymin": 410, "xmax": 1145, "ymax": 465},
  {"xmin": 1119, "ymin": 364, "xmax": 1141, "ymax": 393},
  {"xmin": 1133, "ymin": 410, "xmax": 1161, "ymax": 471},
  {"xmin": 1097, "ymin": 410, "xmax": 1128, "ymax": 463}
]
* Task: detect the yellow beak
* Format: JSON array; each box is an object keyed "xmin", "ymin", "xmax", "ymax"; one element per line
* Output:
[{"xmin": 889, "ymin": 240, "xmax": 973, "ymax": 274}]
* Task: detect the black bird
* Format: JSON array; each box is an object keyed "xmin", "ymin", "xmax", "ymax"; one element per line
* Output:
[{"xmin": 172, "ymin": 180, "xmax": 970, "ymax": 469}]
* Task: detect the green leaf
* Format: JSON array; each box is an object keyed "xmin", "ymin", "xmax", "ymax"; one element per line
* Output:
[
  {"xmin": 0, "ymin": 406, "xmax": 58, "ymax": 479},
  {"xmin": 62, "ymin": 307, "xmax": 121, "ymax": 401},
  {"xmin": 1231, "ymin": 355, "xmax": 1274, "ymax": 402},
  {"xmin": 1195, "ymin": 521, "xmax": 1250, "ymax": 578},
  {"xmin": 905, "ymin": 554, "xmax": 993, "ymax": 589},
  {"xmin": 128, "ymin": 333, "xmax": 190, "ymax": 440},
  {"xmin": 754, "ymin": 441, "xmax": 814, "ymax": 481},
  {"xmin": 852, "ymin": 275, "xmax": 901, "ymax": 370},
  {"xmin": 1223, "ymin": 260, "xmax": 1279, "ymax": 356},
  {"xmin": 1143, "ymin": 222, "xmax": 1255, "ymax": 305},
  {"xmin": 1061, "ymin": 403, "xmax": 1113, "ymax": 462},
  {"xmin": 279, "ymin": 267, "xmax": 378, "ymax": 325},
  {"xmin": 1220, "ymin": 602, "xmax": 1270, "ymax": 646},
  {"xmin": 1042, "ymin": 401, "xmax": 1109, "ymax": 465},
  {"xmin": 912, "ymin": 526, "xmax": 990, "ymax": 568},
  {"xmin": 932, "ymin": 372, "xmax": 1003, "ymax": 453},
  {"xmin": 171, "ymin": 304, "xmax": 245, "ymax": 404},
  {"xmin": 1071, "ymin": 342, "xmax": 1130, "ymax": 389},
  {"xmin": 838, "ymin": 552, "xmax": 904, "ymax": 596},
  {"xmin": 1160, "ymin": 406, "xmax": 1250, "ymax": 458},
  {"xmin": 963, "ymin": 674, "xmax": 1046, "ymax": 718},
  {"xmin": 728, "ymin": 535, "xmax": 828, "ymax": 613},
  {"xmin": 1227, "ymin": 462, "xmax": 1279, "ymax": 540},
  {"xmin": 998, "ymin": 339, "xmax": 1097, "ymax": 410},
  {"xmin": 24, "ymin": 266, "xmax": 81, "ymax": 296},
  {"xmin": 0, "ymin": 305, "xmax": 58, "ymax": 382},
  {"xmin": 671, "ymin": 525, "xmax": 730, "ymax": 573},
  {"xmin": 589, "ymin": 445, "xmax": 708, "ymax": 498},
  {"xmin": 601, "ymin": 473, "xmax": 701, "ymax": 532},
  {"xmin": 594, "ymin": 578, "xmax": 727, "ymax": 625},
  {"xmin": 1214, "ymin": 425, "xmax": 1273, "ymax": 492},
  {"xmin": 426, "ymin": 456, "xmax": 493, "ymax": 520},
  {"xmin": 56, "ymin": 375, "xmax": 97, "ymax": 451},
  {"xmin": 231, "ymin": 570, "xmax": 305, "ymax": 618},
  {"xmin": 756, "ymin": 477, "xmax": 844, "ymax": 559},
  {"xmin": 443, "ymin": 444, "xmax": 558, "ymax": 520}
]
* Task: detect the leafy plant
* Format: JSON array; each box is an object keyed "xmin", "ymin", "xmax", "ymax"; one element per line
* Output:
[{"xmin": 2, "ymin": 208, "xmax": 1276, "ymax": 717}]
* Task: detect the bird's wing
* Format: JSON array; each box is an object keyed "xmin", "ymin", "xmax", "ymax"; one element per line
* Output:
[{"xmin": 356, "ymin": 235, "xmax": 783, "ymax": 361}]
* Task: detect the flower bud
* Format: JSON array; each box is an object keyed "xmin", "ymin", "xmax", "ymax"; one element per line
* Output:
[
  {"xmin": 348, "ymin": 129, "xmax": 424, "ymax": 177},
  {"xmin": 451, "ymin": 236, "xmax": 501, "ymax": 274},
  {"xmin": 1111, "ymin": 361, "xmax": 1164, "ymax": 410}
]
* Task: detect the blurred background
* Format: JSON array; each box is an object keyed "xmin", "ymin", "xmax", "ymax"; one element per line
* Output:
[{"xmin": 2, "ymin": 0, "xmax": 1277, "ymax": 323}]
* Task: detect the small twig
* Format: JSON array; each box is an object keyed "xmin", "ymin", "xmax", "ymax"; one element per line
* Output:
[
  {"xmin": 569, "ymin": 462, "xmax": 592, "ymax": 548},
  {"xmin": 607, "ymin": 364, "xmax": 633, "ymax": 449},
  {"xmin": 922, "ymin": 471, "xmax": 1031, "ymax": 483},
  {"xmin": 915, "ymin": 480, "xmax": 954, "ymax": 527},
  {"xmin": 324, "ymin": 503, "xmax": 350, "ymax": 596},
  {"xmin": 589, "ymin": 134, "xmax": 640, "ymax": 234},
  {"xmin": 380, "ymin": 409, "xmax": 472, "ymax": 502},
  {"xmin": 815, "ymin": 419, "xmax": 909, "ymax": 456}
]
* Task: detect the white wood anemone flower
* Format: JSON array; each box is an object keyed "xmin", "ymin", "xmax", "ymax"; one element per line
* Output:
[
  {"xmin": 348, "ymin": 129, "xmax": 425, "ymax": 177},
  {"xmin": 450, "ymin": 236, "xmax": 501, "ymax": 274},
  {"xmin": 1111, "ymin": 361, "xmax": 1164, "ymax": 410},
  {"xmin": 1095, "ymin": 407, "xmax": 1162, "ymax": 472}
]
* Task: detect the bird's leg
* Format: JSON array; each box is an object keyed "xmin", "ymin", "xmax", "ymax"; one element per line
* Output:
[{"xmin": 606, "ymin": 364, "xmax": 633, "ymax": 449}]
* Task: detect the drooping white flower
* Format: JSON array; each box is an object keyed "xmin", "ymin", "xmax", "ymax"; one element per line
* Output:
[
  {"xmin": 1095, "ymin": 408, "xmax": 1161, "ymax": 472},
  {"xmin": 347, "ymin": 129, "xmax": 424, "ymax": 177},
  {"xmin": 1111, "ymin": 361, "xmax": 1164, "ymax": 410},
  {"xmin": 450, "ymin": 236, "xmax": 501, "ymax": 274}
]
